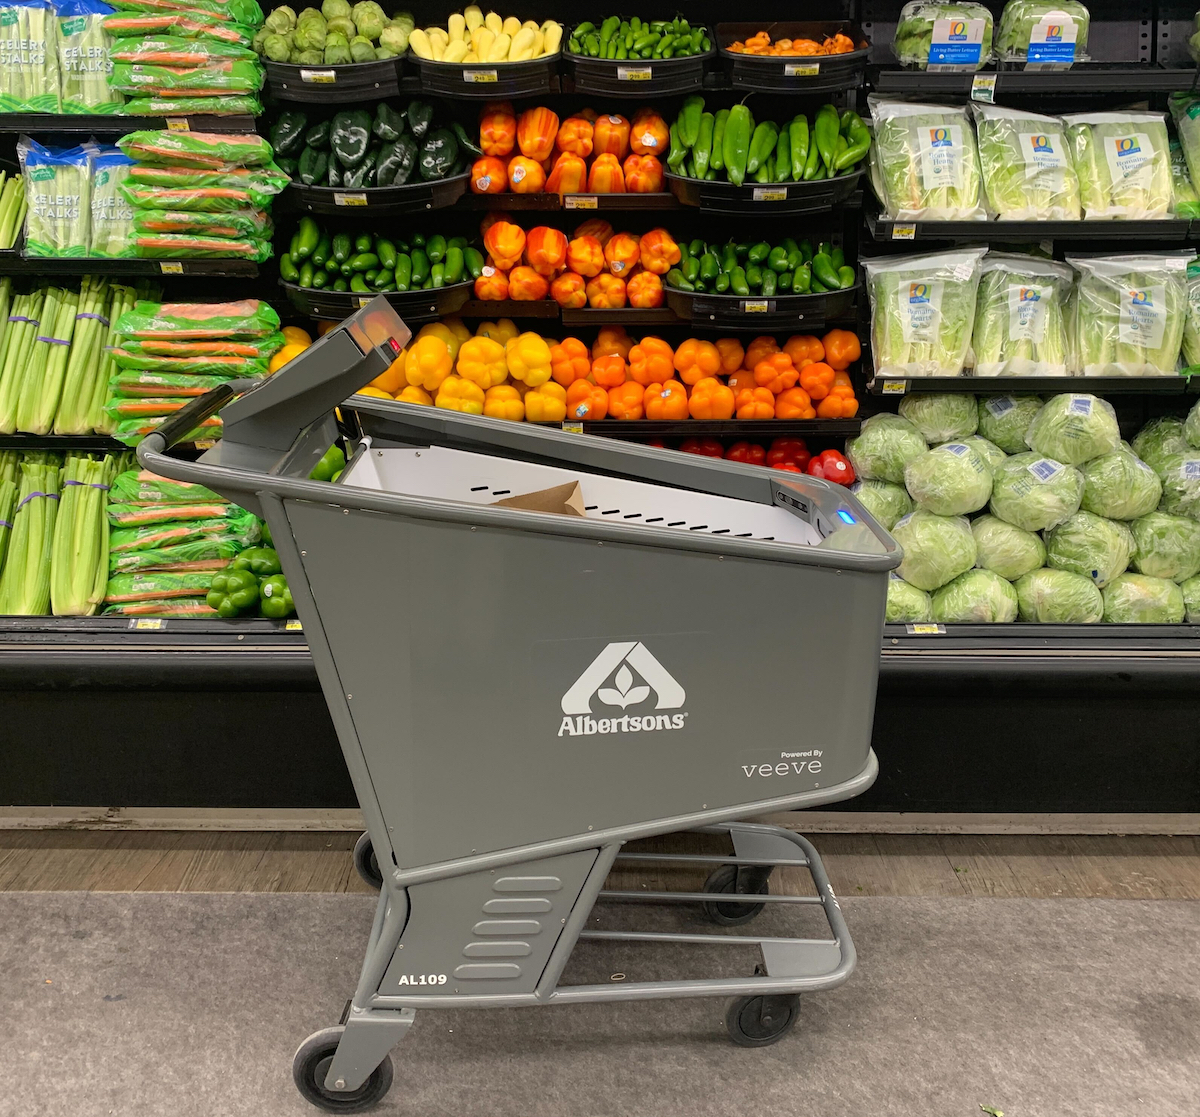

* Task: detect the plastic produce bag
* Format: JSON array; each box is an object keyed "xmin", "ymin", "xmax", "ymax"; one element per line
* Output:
[
  {"xmin": 102, "ymin": 10, "xmax": 256, "ymax": 46},
  {"xmin": 931, "ymin": 568, "xmax": 1018, "ymax": 623},
  {"xmin": 1183, "ymin": 261, "xmax": 1200, "ymax": 368},
  {"xmin": 1014, "ymin": 567, "xmax": 1103, "ymax": 622},
  {"xmin": 110, "ymin": 34, "xmax": 258, "ymax": 62},
  {"xmin": 972, "ymin": 255, "xmax": 1073, "ymax": 378},
  {"xmin": 962, "ymin": 435, "xmax": 1007, "ymax": 469},
  {"xmin": 1102, "ymin": 573, "xmax": 1185, "ymax": 623},
  {"xmin": 1068, "ymin": 254, "xmax": 1192, "ymax": 377},
  {"xmin": 1045, "ymin": 510, "xmax": 1134, "ymax": 588},
  {"xmin": 977, "ymin": 394, "xmax": 1043, "ymax": 453},
  {"xmin": 118, "ymin": 331, "xmax": 283, "ymax": 357},
  {"xmin": 971, "ymin": 513, "xmax": 1046, "ymax": 580},
  {"xmin": 1063, "ymin": 112, "xmax": 1172, "ymax": 219},
  {"xmin": 132, "ymin": 233, "xmax": 271, "ymax": 261},
  {"xmin": 898, "ymin": 392, "xmax": 978, "ymax": 442},
  {"xmin": 115, "ymin": 298, "xmax": 279, "ymax": 339},
  {"xmin": 109, "ymin": 509, "xmax": 258, "ymax": 551},
  {"xmin": 19, "ymin": 139, "xmax": 91, "ymax": 257},
  {"xmin": 127, "ymin": 162, "xmax": 289, "ymax": 194},
  {"xmin": 109, "ymin": 59, "xmax": 263, "ymax": 95},
  {"xmin": 904, "ymin": 442, "xmax": 993, "ymax": 516},
  {"xmin": 989, "ymin": 451, "xmax": 1084, "ymax": 531},
  {"xmin": 113, "ymin": 414, "xmax": 221, "ymax": 445},
  {"xmin": 1130, "ymin": 511, "xmax": 1200, "ymax": 582},
  {"xmin": 1132, "ymin": 416, "xmax": 1189, "ymax": 475},
  {"xmin": 106, "ymin": 0, "xmax": 265, "ymax": 25},
  {"xmin": 110, "ymin": 469, "xmax": 220, "ymax": 503},
  {"xmin": 122, "ymin": 93, "xmax": 262, "ymax": 115},
  {"xmin": 89, "ymin": 147, "xmax": 135, "ymax": 258},
  {"xmin": 57, "ymin": 0, "xmax": 122, "ymax": 113},
  {"xmin": 1169, "ymin": 93, "xmax": 1200, "ymax": 197},
  {"xmin": 121, "ymin": 181, "xmax": 280, "ymax": 211},
  {"xmin": 864, "ymin": 249, "xmax": 987, "ymax": 378},
  {"xmin": 892, "ymin": 1, "xmax": 993, "ymax": 70},
  {"xmin": 111, "ymin": 348, "xmax": 266, "ymax": 375},
  {"xmin": 118, "ymin": 130, "xmax": 274, "ymax": 169},
  {"xmin": 132, "ymin": 208, "xmax": 271, "ymax": 239},
  {"xmin": 1025, "ymin": 393, "xmax": 1119, "ymax": 465},
  {"xmin": 995, "ymin": 0, "xmax": 1089, "ymax": 65},
  {"xmin": 0, "ymin": 0, "xmax": 62, "ymax": 112},
  {"xmin": 886, "ymin": 572, "xmax": 933, "ymax": 622},
  {"xmin": 1157, "ymin": 450, "xmax": 1200, "ymax": 520},
  {"xmin": 971, "ymin": 105, "xmax": 1080, "ymax": 220},
  {"xmin": 1170, "ymin": 141, "xmax": 1200, "ymax": 220},
  {"xmin": 1080, "ymin": 446, "xmax": 1161, "ymax": 520},
  {"xmin": 1187, "ymin": 398, "xmax": 1200, "ymax": 448},
  {"xmin": 845, "ymin": 414, "xmax": 928, "ymax": 484},
  {"xmin": 104, "ymin": 569, "xmax": 216, "ymax": 602},
  {"xmin": 109, "ymin": 535, "xmax": 243, "ymax": 574},
  {"xmin": 849, "ymin": 480, "xmax": 913, "ymax": 531},
  {"xmin": 868, "ymin": 99, "xmax": 986, "ymax": 220},
  {"xmin": 102, "ymin": 596, "xmax": 217, "ymax": 616},
  {"xmin": 1180, "ymin": 574, "xmax": 1200, "ymax": 621},
  {"xmin": 892, "ymin": 510, "xmax": 978, "ymax": 591}
]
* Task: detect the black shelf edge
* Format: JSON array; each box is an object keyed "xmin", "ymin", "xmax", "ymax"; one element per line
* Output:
[
  {"xmin": 458, "ymin": 192, "xmax": 679, "ymax": 211},
  {"xmin": 561, "ymin": 307, "xmax": 680, "ymax": 326},
  {"xmin": 0, "ymin": 112, "xmax": 257, "ymax": 134},
  {"xmin": 573, "ymin": 418, "xmax": 862, "ymax": 438},
  {"xmin": 0, "ymin": 251, "xmax": 259, "ymax": 278},
  {"xmin": 457, "ymin": 298, "xmax": 560, "ymax": 318},
  {"xmin": 0, "ymin": 433, "xmax": 126, "ymax": 451},
  {"xmin": 865, "ymin": 212, "xmax": 1194, "ymax": 244},
  {"xmin": 0, "ymin": 616, "xmax": 305, "ymax": 642},
  {"xmin": 868, "ymin": 63, "xmax": 1200, "ymax": 94},
  {"xmin": 882, "ymin": 622, "xmax": 1200, "ymax": 660},
  {"xmin": 869, "ymin": 374, "xmax": 1194, "ymax": 395}
]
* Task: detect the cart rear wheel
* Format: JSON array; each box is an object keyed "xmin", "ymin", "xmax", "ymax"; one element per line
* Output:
[
  {"xmin": 701, "ymin": 863, "xmax": 770, "ymax": 925},
  {"xmin": 353, "ymin": 832, "xmax": 383, "ymax": 891},
  {"xmin": 293, "ymin": 1026, "xmax": 394, "ymax": 1113},
  {"xmin": 725, "ymin": 993, "xmax": 800, "ymax": 1048}
]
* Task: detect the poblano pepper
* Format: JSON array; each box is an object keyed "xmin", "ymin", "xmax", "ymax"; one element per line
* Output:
[
  {"xmin": 373, "ymin": 101, "xmax": 406, "ymax": 143},
  {"xmin": 270, "ymin": 110, "xmax": 308, "ymax": 157},
  {"xmin": 418, "ymin": 129, "xmax": 459, "ymax": 181},
  {"xmin": 330, "ymin": 109, "xmax": 371, "ymax": 168},
  {"xmin": 406, "ymin": 99, "xmax": 434, "ymax": 140}
]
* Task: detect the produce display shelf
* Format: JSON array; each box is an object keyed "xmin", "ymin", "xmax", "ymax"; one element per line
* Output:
[
  {"xmin": 408, "ymin": 53, "xmax": 561, "ymax": 98},
  {"xmin": 563, "ymin": 46, "xmax": 713, "ymax": 97},
  {"xmin": 868, "ymin": 63, "xmax": 1198, "ymax": 94},
  {"xmin": 569, "ymin": 418, "xmax": 863, "ymax": 438},
  {"xmin": 0, "ymin": 113, "xmax": 257, "ymax": 134},
  {"xmin": 263, "ymin": 57, "xmax": 403, "ymax": 103},
  {"xmin": 457, "ymin": 298, "xmax": 560, "ymax": 318},
  {"xmin": 286, "ymin": 173, "xmax": 469, "ymax": 216},
  {"xmin": 458, "ymin": 192, "xmax": 680, "ymax": 211},
  {"xmin": 869, "ymin": 374, "xmax": 1194, "ymax": 395},
  {"xmin": 666, "ymin": 169, "xmax": 862, "ymax": 215},
  {"xmin": 717, "ymin": 21, "xmax": 870, "ymax": 93},
  {"xmin": 864, "ymin": 213, "xmax": 1195, "ymax": 244},
  {"xmin": 0, "ymin": 433, "xmax": 126, "ymax": 452},
  {"xmin": 560, "ymin": 307, "xmax": 680, "ymax": 326},
  {"xmin": 0, "ymin": 250, "xmax": 258, "ymax": 278},
  {"xmin": 280, "ymin": 279, "xmax": 472, "ymax": 323},
  {"xmin": 882, "ymin": 622, "xmax": 1200, "ymax": 663},
  {"xmin": 665, "ymin": 282, "xmax": 858, "ymax": 331}
]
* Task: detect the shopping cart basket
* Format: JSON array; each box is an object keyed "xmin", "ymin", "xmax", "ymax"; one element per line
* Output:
[{"xmin": 137, "ymin": 299, "xmax": 900, "ymax": 1113}]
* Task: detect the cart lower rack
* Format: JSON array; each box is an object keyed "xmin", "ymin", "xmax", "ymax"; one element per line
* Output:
[{"xmin": 137, "ymin": 298, "xmax": 898, "ymax": 1112}]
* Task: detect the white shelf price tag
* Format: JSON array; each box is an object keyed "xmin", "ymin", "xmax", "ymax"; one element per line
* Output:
[
  {"xmin": 970, "ymin": 73, "xmax": 997, "ymax": 102},
  {"xmin": 564, "ymin": 195, "xmax": 598, "ymax": 209},
  {"xmin": 159, "ymin": 262, "xmax": 183, "ymax": 274},
  {"xmin": 891, "ymin": 223, "xmax": 916, "ymax": 240},
  {"xmin": 463, "ymin": 69, "xmax": 497, "ymax": 83},
  {"xmin": 906, "ymin": 623, "xmax": 946, "ymax": 634},
  {"xmin": 299, "ymin": 68, "xmax": 336, "ymax": 83},
  {"xmin": 130, "ymin": 618, "xmax": 165, "ymax": 630},
  {"xmin": 334, "ymin": 192, "xmax": 367, "ymax": 207},
  {"xmin": 784, "ymin": 61, "xmax": 820, "ymax": 76},
  {"xmin": 617, "ymin": 65, "xmax": 652, "ymax": 80},
  {"xmin": 753, "ymin": 187, "xmax": 787, "ymax": 201}
]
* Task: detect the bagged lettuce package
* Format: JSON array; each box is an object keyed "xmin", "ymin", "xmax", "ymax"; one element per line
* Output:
[
  {"xmin": 971, "ymin": 104, "xmax": 1080, "ymax": 220},
  {"xmin": 995, "ymin": 0, "xmax": 1089, "ymax": 65},
  {"xmin": 892, "ymin": 1, "xmax": 993, "ymax": 70},
  {"xmin": 972, "ymin": 255, "xmax": 1073, "ymax": 378},
  {"xmin": 1063, "ymin": 112, "xmax": 1172, "ymax": 219}
]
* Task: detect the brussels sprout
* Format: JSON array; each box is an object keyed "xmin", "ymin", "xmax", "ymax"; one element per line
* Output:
[
  {"xmin": 1130, "ymin": 511, "xmax": 1200, "ymax": 582},
  {"xmin": 352, "ymin": 0, "xmax": 386, "ymax": 39},
  {"xmin": 265, "ymin": 5, "xmax": 297, "ymax": 32},
  {"xmin": 931, "ymin": 568, "xmax": 1018, "ymax": 623},
  {"xmin": 1014, "ymin": 568, "xmax": 1103, "ymax": 623},
  {"xmin": 898, "ymin": 392, "xmax": 978, "ymax": 443},
  {"xmin": 1080, "ymin": 447, "xmax": 1162, "ymax": 521},
  {"xmin": 1025, "ymin": 394, "xmax": 1121, "ymax": 466},
  {"xmin": 971, "ymin": 514, "xmax": 1046, "ymax": 580},
  {"xmin": 904, "ymin": 442, "xmax": 993, "ymax": 516},
  {"xmin": 1102, "ymin": 574, "xmax": 1185, "ymax": 623},
  {"xmin": 850, "ymin": 480, "xmax": 912, "ymax": 531},
  {"xmin": 322, "ymin": 0, "xmax": 351, "ymax": 18},
  {"xmin": 886, "ymin": 573, "xmax": 933, "ymax": 622},
  {"xmin": 1179, "ymin": 573, "xmax": 1200, "ymax": 621},
  {"xmin": 326, "ymin": 14, "xmax": 355, "ymax": 36},
  {"xmin": 962, "ymin": 435, "xmax": 1006, "ymax": 470},
  {"xmin": 977, "ymin": 393, "xmax": 1043, "ymax": 454},
  {"xmin": 379, "ymin": 21, "xmax": 409, "ymax": 51},
  {"xmin": 1045, "ymin": 511, "xmax": 1135, "ymax": 589},
  {"xmin": 263, "ymin": 32, "xmax": 293, "ymax": 60},
  {"xmin": 1132, "ymin": 416, "xmax": 1189, "ymax": 477},
  {"xmin": 845, "ymin": 413, "xmax": 927, "ymax": 484},
  {"xmin": 350, "ymin": 33, "xmax": 376, "ymax": 59},
  {"xmin": 989, "ymin": 452, "xmax": 1084, "ymax": 532},
  {"xmin": 892, "ymin": 510, "xmax": 977, "ymax": 591}
]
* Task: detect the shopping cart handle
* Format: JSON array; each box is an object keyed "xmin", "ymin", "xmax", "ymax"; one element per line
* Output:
[{"xmin": 142, "ymin": 378, "xmax": 264, "ymax": 455}]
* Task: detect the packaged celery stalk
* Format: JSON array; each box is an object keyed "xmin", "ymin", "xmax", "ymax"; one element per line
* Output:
[
  {"xmin": 972, "ymin": 255, "xmax": 1073, "ymax": 377},
  {"xmin": 1067, "ymin": 254, "xmax": 1193, "ymax": 377},
  {"xmin": 57, "ymin": 0, "xmax": 122, "ymax": 113},
  {"xmin": 863, "ymin": 248, "xmax": 987, "ymax": 378},
  {"xmin": 995, "ymin": 0, "xmax": 1089, "ymax": 66},
  {"xmin": 971, "ymin": 104, "xmax": 1081, "ymax": 220},
  {"xmin": 1062, "ymin": 112, "xmax": 1172, "ymax": 219},
  {"xmin": 18, "ymin": 139, "xmax": 91, "ymax": 258},
  {"xmin": 869, "ymin": 98, "xmax": 986, "ymax": 220},
  {"xmin": 89, "ymin": 147, "xmax": 135, "ymax": 257},
  {"xmin": 0, "ymin": 0, "xmax": 62, "ymax": 112},
  {"xmin": 893, "ymin": 1, "xmax": 993, "ymax": 70}
]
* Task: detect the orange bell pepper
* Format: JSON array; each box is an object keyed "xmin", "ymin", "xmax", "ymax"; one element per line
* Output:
[
  {"xmin": 798, "ymin": 361, "xmax": 835, "ymax": 400},
  {"xmin": 517, "ymin": 107, "xmax": 559, "ymax": 161},
  {"xmin": 637, "ymin": 228, "xmax": 680, "ymax": 275},
  {"xmin": 745, "ymin": 336, "xmax": 781, "ymax": 370},
  {"xmin": 591, "ymin": 353, "xmax": 628, "ymax": 388},
  {"xmin": 688, "ymin": 377, "xmax": 735, "ymax": 420},
  {"xmin": 626, "ymin": 270, "xmax": 663, "ymax": 308},
  {"xmin": 630, "ymin": 108, "xmax": 670, "ymax": 157},
  {"xmin": 816, "ymin": 390, "xmax": 859, "ymax": 419},
  {"xmin": 566, "ymin": 378, "xmax": 608, "ymax": 420},
  {"xmin": 735, "ymin": 386, "xmax": 776, "ymax": 419},
  {"xmin": 586, "ymin": 273, "xmax": 626, "ymax": 309},
  {"xmin": 587, "ymin": 152, "xmax": 625, "ymax": 193},
  {"xmin": 473, "ymin": 266, "xmax": 508, "ymax": 301},
  {"xmin": 573, "ymin": 218, "xmax": 613, "ymax": 246},
  {"xmin": 673, "ymin": 338, "xmax": 722, "ymax": 385},
  {"xmin": 623, "ymin": 153, "xmax": 663, "ymax": 193},
  {"xmin": 604, "ymin": 232, "xmax": 640, "ymax": 276},
  {"xmin": 566, "ymin": 235, "xmax": 604, "ymax": 278},
  {"xmin": 525, "ymin": 226, "xmax": 568, "ymax": 276},
  {"xmin": 483, "ymin": 221, "xmax": 526, "ymax": 270},
  {"xmin": 550, "ymin": 337, "xmax": 591, "ymax": 386},
  {"xmin": 470, "ymin": 155, "xmax": 507, "ymax": 194},
  {"xmin": 550, "ymin": 271, "xmax": 587, "ymax": 309},
  {"xmin": 783, "ymin": 333, "xmax": 825, "ymax": 369},
  {"xmin": 715, "ymin": 337, "xmax": 744, "ymax": 373},
  {"xmin": 508, "ymin": 265, "xmax": 549, "ymax": 301},
  {"xmin": 479, "ymin": 105, "xmax": 517, "ymax": 157},
  {"xmin": 774, "ymin": 386, "xmax": 816, "ymax": 420},
  {"xmin": 545, "ymin": 152, "xmax": 587, "ymax": 196},
  {"xmin": 592, "ymin": 325, "xmax": 633, "ymax": 360},
  {"xmin": 523, "ymin": 381, "xmax": 567, "ymax": 422},
  {"xmin": 593, "ymin": 113, "xmax": 631, "ymax": 159},
  {"xmin": 628, "ymin": 336, "xmax": 674, "ymax": 385},
  {"xmin": 753, "ymin": 352, "xmax": 799, "ymax": 394},
  {"xmin": 643, "ymin": 379, "xmax": 688, "ymax": 420},
  {"xmin": 607, "ymin": 380, "xmax": 644, "ymax": 420},
  {"xmin": 727, "ymin": 367, "xmax": 756, "ymax": 394},
  {"xmin": 820, "ymin": 329, "xmax": 860, "ymax": 370},
  {"xmin": 507, "ymin": 156, "xmax": 546, "ymax": 194},
  {"xmin": 483, "ymin": 384, "xmax": 525, "ymax": 421},
  {"xmin": 556, "ymin": 114, "xmax": 594, "ymax": 158}
]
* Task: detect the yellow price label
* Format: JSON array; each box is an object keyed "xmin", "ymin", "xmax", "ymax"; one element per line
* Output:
[
  {"xmin": 131, "ymin": 618, "xmax": 165, "ymax": 630},
  {"xmin": 617, "ymin": 65, "xmax": 652, "ymax": 80},
  {"xmin": 907, "ymin": 623, "xmax": 945, "ymax": 635},
  {"xmin": 743, "ymin": 300, "xmax": 769, "ymax": 313},
  {"xmin": 564, "ymin": 195, "xmax": 598, "ymax": 209},
  {"xmin": 299, "ymin": 68, "xmax": 336, "ymax": 83},
  {"xmin": 561, "ymin": 422, "xmax": 583, "ymax": 434},
  {"xmin": 784, "ymin": 62, "xmax": 820, "ymax": 76},
  {"xmin": 165, "ymin": 117, "xmax": 189, "ymax": 131},
  {"xmin": 334, "ymin": 192, "xmax": 367, "ymax": 207},
  {"xmin": 463, "ymin": 68, "xmax": 498, "ymax": 83},
  {"xmin": 881, "ymin": 379, "xmax": 908, "ymax": 395},
  {"xmin": 286, "ymin": 619, "xmax": 303, "ymax": 631},
  {"xmin": 159, "ymin": 262, "xmax": 183, "ymax": 275},
  {"xmin": 753, "ymin": 187, "xmax": 787, "ymax": 202},
  {"xmin": 891, "ymin": 223, "xmax": 917, "ymax": 241}
]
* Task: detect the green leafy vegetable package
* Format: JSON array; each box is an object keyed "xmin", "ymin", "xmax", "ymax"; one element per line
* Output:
[
  {"xmin": 1063, "ymin": 112, "xmax": 1172, "ymax": 219},
  {"xmin": 0, "ymin": 0, "xmax": 61, "ymax": 112},
  {"xmin": 971, "ymin": 104, "xmax": 1080, "ymax": 219},
  {"xmin": 995, "ymin": 0, "xmax": 1089, "ymax": 64},
  {"xmin": 972, "ymin": 254, "xmax": 1073, "ymax": 378},
  {"xmin": 892, "ymin": 1, "xmax": 993, "ymax": 70}
]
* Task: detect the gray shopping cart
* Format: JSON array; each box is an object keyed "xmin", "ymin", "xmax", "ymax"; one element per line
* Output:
[{"xmin": 138, "ymin": 299, "xmax": 900, "ymax": 1113}]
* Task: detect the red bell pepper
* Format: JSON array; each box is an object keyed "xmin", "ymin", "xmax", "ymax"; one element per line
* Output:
[
  {"xmin": 767, "ymin": 437, "xmax": 811, "ymax": 471},
  {"xmin": 679, "ymin": 437, "xmax": 724, "ymax": 458},
  {"xmin": 806, "ymin": 449, "xmax": 855, "ymax": 486},
  {"xmin": 726, "ymin": 441, "xmax": 766, "ymax": 465}
]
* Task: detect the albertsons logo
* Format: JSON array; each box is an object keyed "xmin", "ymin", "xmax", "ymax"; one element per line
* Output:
[
  {"xmin": 948, "ymin": 20, "xmax": 967, "ymax": 38},
  {"xmin": 558, "ymin": 641, "xmax": 688, "ymax": 737},
  {"xmin": 908, "ymin": 282, "xmax": 931, "ymax": 304},
  {"xmin": 1129, "ymin": 288, "xmax": 1152, "ymax": 306},
  {"xmin": 1115, "ymin": 136, "xmax": 1141, "ymax": 157},
  {"xmin": 1030, "ymin": 134, "xmax": 1054, "ymax": 154},
  {"xmin": 928, "ymin": 127, "xmax": 952, "ymax": 148},
  {"xmin": 1018, "ymin": 286, "xmax": 1041, "ymax": 303}
]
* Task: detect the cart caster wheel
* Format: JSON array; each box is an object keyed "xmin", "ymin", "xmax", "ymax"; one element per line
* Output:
[
  {"xmin": 293, "ymin": 1026, "xmax": 393, "ymax": 1113},
  {"xmin": 353, "ymin": 832, "xmax": 383, "ymax": 891},
  {"xmin": 701, "ymin": 863, "xmax": 770, "ymax": 925},
  {"xmin": 725, "ymin": 993, "xmax": 800, "ymax": 1048}
]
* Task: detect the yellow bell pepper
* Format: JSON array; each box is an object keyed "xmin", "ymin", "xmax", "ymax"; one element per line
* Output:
[
  {"xmin": 443, "ymin": 317, "xmax": 472, "ymax": 348},
  {"xmin": 483, "ymin": 383, "xmax": 525, "ymax": 421},
  {"xmin": 523, "ymin": 381, "xmax": 567, "ymax": 422},
  {"xmin": 476, "ymin": 317, "xmax": 519, "ymax": 344},
  {"xmin": 456, "ymin": 336, "xmax": 508, "ymax": 389},
  {"xmin": 505, "ymin": 332, "xmax": 553, "ymax": 386},
  {"xmin": 435, "ymin": 375, "xmax": 485, "ymax": 415},
  {"xmin": 396, "ymin": 385, "xmax": 432, "ymax": 406},
  {"xmin": 405, "ymin": 334, "xmax": 455, "ymax": 392},
  {"xmin": 417, "ymin": 321, "xmax": 462, "ymax": 363}
]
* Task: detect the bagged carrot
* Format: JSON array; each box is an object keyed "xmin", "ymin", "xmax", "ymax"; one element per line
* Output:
[
  {"xmin": 112, "ymin": 413, "xmax": 221, "ymax": 445},
  {"xmin": 106, "ymin": 396, "xmax": 192, "ymax": 419},
  {"xmin": 109, "ymin": 535, "xmax": 243, "ymax": 573},
  {"xmin": 115, "ymin": 298, "xmax": 279, "ymax": 339},
  {"xmin": 117, "ymin": 130, "xmax": 273, "ymax": 169},
  {"xmin": 132, "ymin": 233, "xmax": 271, "ymax": 260},
  {"xmin": 110, "ymin": 35, "xmax": 257, "ymax": 63},
  {"xmin": 127, "ymin": 161, "xmax": 289, "ymax": 193},
  {"xmin": 132, "ymin": 208, "xmax": 271, "ymax": 238},
  {"xmin": 118, "ymin": 331, "xmax": 283, "ymax": 357},
  {"xmin": 109, "ymin": 509, "xmax": 258, "ymax": 551},
  {"xmin": 109, "ymin": 371, "xmax": 239, "ymax": 396},
  {"xmin": 121, "ymin": 181, "xmax": 279, "ymax": 211},
  {"xmin": 102, "ymin": 12, "xmax": 255, "ymax": 46},
  {"xmin": 121, "ymin": 94, "xmax": 262, "ymax": 116},
  {"xmin": 106, "ymin": 0, "xmax": 264, "ymax": 24},
  {"xmin": 109, "ymin": 469, "xmax": 220, "ymax": 503},
  {"xmin": 102, "ymin": 596, "xmax": 217, "ymax": 616},
  {"xmin": 109, "ymin": 59, "xmax": 263, "ymax": 95}
]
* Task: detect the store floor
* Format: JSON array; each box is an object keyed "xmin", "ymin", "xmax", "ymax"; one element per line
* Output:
[{"xmin": 2, "ymin": 832, "xmax": 1199, "ymax": 1117}]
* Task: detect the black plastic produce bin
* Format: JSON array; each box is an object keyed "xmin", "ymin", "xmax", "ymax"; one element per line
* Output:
[
  {"xmin": 409, "ymin": 52, "xmax": 559, "ymax": 97},
  {"xmin": 287, "ymin": 173, "xmax": 469, "ymax": 216},
  {"xmin": 717, "ymin": 22, "xmax": 869, "ymax": 92},
  {"xmin": 665, "ymin": 168, "xmax": 862, "ymax": 214},
  {"xmin": 563, "ymin": 46, "xmax": 713, "ymax": 96},
  {"xmin": 665, "ymin": 282, "xmax": 858, "ymax": 330},
  {"xmin": 263, "ymin": 57, "xmax": 404, "ymax": 103},
  {"xmin": 280, "ymin": 278, "xmax": 473, "ymax": 323}
]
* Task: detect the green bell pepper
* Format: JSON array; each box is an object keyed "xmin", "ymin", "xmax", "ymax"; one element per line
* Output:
[
  {"xmin": 259, "ymin": 574, "xmax": 295, "ymax": 620},
  {"xmin": 232, "ymin": 546, "xmax": 282, "ymax": 577},
  {"xmin": 310, "ymin": 444, "xmax": 345, "ymax": 482},
  {"xmin": 206, "ymin": 567, "xmax": 260, "ymax": 618}
]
